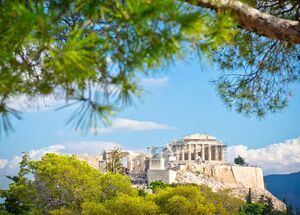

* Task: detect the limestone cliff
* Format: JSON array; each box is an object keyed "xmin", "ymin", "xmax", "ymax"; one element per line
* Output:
[{"xmin": 175, "ymin": 164, "xmax": 286, "ymax": 211}]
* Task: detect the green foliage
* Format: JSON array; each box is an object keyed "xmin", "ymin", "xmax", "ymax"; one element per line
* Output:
[
  {"xmin": 0, "ymin": 0, "xmax": 236, "ymax": 135},
  {"xmin": 213, "ymin": 30, "xmax": 299, "ymax": 117},
  {"xmin": 149, "ymin": 180, "xmax": 171, "ymax": 191},
  {"xmin": 0, "ymin": 153, "xmax": 35, "ymax": 214},
  {"xmin": 105, "ymin": 194, "xmax": 159, "ymax": 215},
  {"xmin": 259, "ymin": 195, "xmax": 275, "ymax": 215},
  {"xmin": 98, "ymin": 173, "xmax": 137, "ymax": 201},
  {"xmin": 234, "ymin": 155, "xmax": 246, "ymax": 166},
  {"xmin": 137, "ymin": 189, "xmax": 148, "ymax": 197},
  {"xmin": 239, "ymin": 202, "xmax": 264, "ymax": 215},
  {"xmin": 81, "ymin": 202, "xmax": 110, "ymax": 215},
  {"xmin": 152, "ymin": 185, "xmax": 216, "ymax": 214},
  {"xmin": 199, "ymin": 186, "xmax": 244, "ymax": 215},
  {"xmin": 246, "ymin": 188, "xmax": 253, "ymax": 204},
  {"xmin": 105, "ymin": 148, "xmax": 123, "ymax": 174},
  {"xmin": 0, "ymin": 153, "xmax": 136, "ymax": 214},
  {"xmin": 28, "ymin": 154, "xmax": 104, "ymax": 213}
]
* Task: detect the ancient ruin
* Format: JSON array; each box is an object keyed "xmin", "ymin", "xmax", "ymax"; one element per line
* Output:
[{"xmin": 75, "ymin": 133, "xmax": 286, "ymax": 210}]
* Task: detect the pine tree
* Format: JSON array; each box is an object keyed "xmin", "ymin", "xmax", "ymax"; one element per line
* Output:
[
  {"xmin": 234, "ymin": 155, "xmax": 246, "ymax": 166},
  {"xmin": 246, "ymin": 188, "xmax": 252, "ymax": 204}
]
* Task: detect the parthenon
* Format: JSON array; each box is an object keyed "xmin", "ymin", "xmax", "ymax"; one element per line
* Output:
[{"xmin": 165, "ymin": 133, "xmax": 225, "ymax": 163}]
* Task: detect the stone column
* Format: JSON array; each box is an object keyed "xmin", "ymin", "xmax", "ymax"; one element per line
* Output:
[
  {"xmin": 188, "ymin": 144, "xmax": 191, "ymax": 161},
  {"xmin": 201, "ymin": 144, "xmax": 205, "ymax": 161},
  {"xmin": 214, "ymin": 145, "xmax": 218, "ymax": 161},
  {"xmin": 208, "ymin": 145, "xmax": 211, "ymax": 161},
  {"xmin": 219, "ymin": 146, "xmax": 223, "ymax": 161},
  {"xmin": 194, "ymin": 144, "xmax": 198, "ymax": 160},
  {"xmin": 181, "ymin": 147, "xmax": 185, "ymax": 161},
  {"xmin": 140, "ymin": 157, "xmax": 144, "ymax": 172},
  {"xmin": 176, "ymin": 147, "xmax": 179, "ymax": 161},
  {"xmin": 127, "ymin": 156, "xmax": 132, "ymax": 172}
]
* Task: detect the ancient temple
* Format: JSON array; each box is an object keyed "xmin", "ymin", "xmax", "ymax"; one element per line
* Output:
[{"xmin": 165, "ymin": 133, "xmax": 225, "ymax": 163}]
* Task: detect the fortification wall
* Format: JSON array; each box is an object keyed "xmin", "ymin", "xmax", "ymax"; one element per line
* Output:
[{"xmin": 186, "ymin": 164, "xmax": 265, "ymax": 189}]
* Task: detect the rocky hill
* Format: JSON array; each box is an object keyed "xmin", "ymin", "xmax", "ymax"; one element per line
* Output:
[{"xmin": 174, "ymin": 164, "xmax": 286, "ymax": 211}]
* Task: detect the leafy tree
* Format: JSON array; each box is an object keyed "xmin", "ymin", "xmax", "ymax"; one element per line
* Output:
[
  {"xmin": 137, "ymin": 189, "xmax": 148, "ymax": 197},
  {"xmin": 152, "ymin": 185, "xmax": 216, "ymax": 215},
  {"xmin": 246, "ymin": 188, "xmax": 253, "ymax": 204},
  {"xmin": 198, "ymin": 186, "xmax": 244, "ymax": 215},
  {"xmin": 105, "ymin": 148, "xmax": 124, "ymax": 174},
  {"xmin": 1, "ymin": 153, "xmax": 137, "ymax": 214},
  {"xmin": 259, "ymin": 195, "xmax": 275, "ymax": 215},
  {"xmin": 0, "ymin": 153, "xmax": 36, "ymax": 214},
  {"xmin": 286, "ymin": 204, "xmax": 293, "ymax": 215},
  {"xmin": 105, "ymin": 194, "xmax": 159, "ymax": 215},
  {"xmin": 0, "ymin": 0, "xmax": 235, "ymax": 135},
  {"xmin": 81, "ymin": 202, "xmax": 110, "ymax": 215},
  {"xmin": 28, "ymin": 154, "xmax": 105, "ymax": 213},
  {"xmin": 239, "ymin": 202, "xmax": 264, "ymax": 215},
  {"xmin": 0, "ymin": 0, "xmax": 299, "ymax": 135},
  {"xmin": 98, "ymin": 172, "xmax": 137, "ymax": 201},
  {"xmin": 149, "ymin": 180, "xmax": 171, "ymax": 191},
  {"xmin": 234, "ymin": 155, "xmax": 246, "ymax": 166}
]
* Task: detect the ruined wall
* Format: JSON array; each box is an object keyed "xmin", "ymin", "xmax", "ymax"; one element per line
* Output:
[
  {"xmin": 175, "ymin": 164, "xmax": 285, "ymax": 211},
  {"xmin": 186, "ymin": 164, "xmax": 265, "ymax": 189},
  {"xmin": 147, "ymin": 170, "xmax": 177, "ymax": 184},
  {"xmin": 75, "ymin": 154, "xmax": 103, "ymax": 170}
]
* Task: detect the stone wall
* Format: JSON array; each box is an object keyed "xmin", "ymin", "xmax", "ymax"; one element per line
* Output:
[
  {"xmin": 175, "ymin": 164, "xmax": 285, "ymax": 211},
  {"xmin": 187, "ymin": 164, "xmax": 265, "ymax": 189},
  {"xmin": 147, "ymin": 169, "xmax": 177, "ymax": 184},
  {"xmin": 75, "ymin": 154, "xmax": 103, "ymax": 170}
]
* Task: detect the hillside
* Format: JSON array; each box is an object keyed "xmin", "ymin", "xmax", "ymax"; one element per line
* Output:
[
  {"xmin": 173, "ymin": 164, "xmax": 286, "ymax": 211},
  {"xmin": 264, "ymin": 172, "xmax": 300, "ymax": 211}
]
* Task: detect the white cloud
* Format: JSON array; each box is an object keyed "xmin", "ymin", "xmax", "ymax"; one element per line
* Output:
[
  {"xmin": 141, "ymin": 77, "xmax": 169, "ymax": 87},
  {"xmin": 90, "ymin": 118, "xmax": 175, "ymax": 133},
  {"xmin": 0, "ymin": 144, "xmax": 65, "ymax": 189},
  {"xmin": 62, "ymin": 141, "xmax": 120, "ymax": 154},
  {"xmin": 0, "ymin": 141, "xmax": 122, "ymax": 189},
  {"xmin": 8, "ymin": 95, "xmax": 63, "ymax": 112},
  {"xmin": 0, "ymin": 159, "xmax": 8, "ymax": 169},
  {"xmin": 227, "ymin": 137, "xmax": 300, "ymax": 175}
]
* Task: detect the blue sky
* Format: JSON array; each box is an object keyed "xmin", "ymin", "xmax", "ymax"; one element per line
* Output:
[{"xmin": 0, "ymin": 56, "xmax": 300, "ymax": 178}]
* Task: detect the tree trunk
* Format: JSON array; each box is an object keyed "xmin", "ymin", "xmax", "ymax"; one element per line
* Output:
[{"xmin": 186, "ymin": 0, "xmax": 300, "ymax": 44}]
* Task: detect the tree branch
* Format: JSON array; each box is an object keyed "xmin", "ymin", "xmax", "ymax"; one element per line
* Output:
[{"xmin": 185, "ymin": 0, "xmax": 300, "ymax": 43}]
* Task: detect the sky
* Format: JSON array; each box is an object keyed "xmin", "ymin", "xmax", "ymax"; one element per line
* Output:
[{"xmin": 0, "ymin": 56, "xmax": 300, "ymax": 187}]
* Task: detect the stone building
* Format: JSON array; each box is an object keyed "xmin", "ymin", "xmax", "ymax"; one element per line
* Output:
[
  {"xmin": 165, "ymin": 133, "xmax": 225, "ymax": 163},
  {"xmin": 75, "ymin": 133, "xmax": 227, "ymax": 183},
  {"xmin": 147, "ymin": 134, "xmax": 226, "ymax": 171}
]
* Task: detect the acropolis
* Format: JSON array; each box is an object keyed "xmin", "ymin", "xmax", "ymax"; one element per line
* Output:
[
  {"xmin": 75, "ymin": 133, "xmax": 286, "ymax": 210},
  {"xmin": 76, "ymin": 133, "xmax": 229, "ymax": 185}
]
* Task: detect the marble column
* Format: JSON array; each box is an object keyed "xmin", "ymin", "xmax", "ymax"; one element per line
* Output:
[
  {"xmin": 176, "ymin": 147, "xmax": 180, "ymax": 161},
  {"xmin": 181, "ymin": 147, "xmax": 185, "ymax": 161},
  {"xmin": 140, "ymin": 157, "xmax": 144, "ymax": 171},
  {"xmin": 219, "ymin": 146, "xmax": 223, "ymax": 161},
  {"xmin": 194, "ymin": 144, "xmax": 198, "ymax": 160},
  {"xmin": 214, "ymin": 145, "xmax": 218, "ymax": 161},
  {"xmin": 127, "ymin": 156, "xmax": 132, "ymax": 172},
  {"xmin": 201, "ymin": 144, "xmax": 205, "ymax": 161},
  {"xmin": 188, "ymin": 144, "xmax": 191, "ymax": 161},
  {"xmin": 208, "ymin": 145, "xmax": 211, "ymax": 161}
]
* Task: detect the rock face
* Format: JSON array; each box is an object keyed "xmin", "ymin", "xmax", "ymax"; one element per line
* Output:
[{"xmin": 175, "ymin": 164, "xmax": 286, "ymax": 211}]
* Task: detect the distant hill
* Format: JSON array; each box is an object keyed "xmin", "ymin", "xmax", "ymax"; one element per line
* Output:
[{"xmin": 264, "ymin": 172, "xmax": 300, "ymax": 211}]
